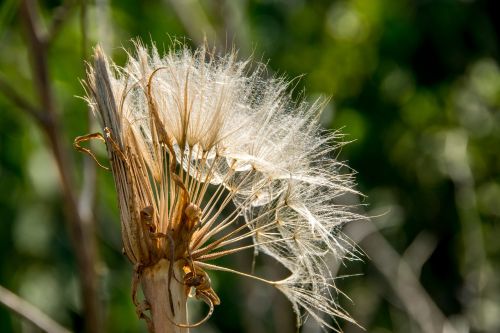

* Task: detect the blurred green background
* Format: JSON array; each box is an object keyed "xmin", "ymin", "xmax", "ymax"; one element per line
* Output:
[{"xmin": 0, "ymin": 0, "xmax": 499, "ymax": 332}]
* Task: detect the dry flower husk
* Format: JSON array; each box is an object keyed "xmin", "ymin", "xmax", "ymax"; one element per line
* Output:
[{"xmin": 80, "ymin": 41, "xmax": 364, "ymax": 332}]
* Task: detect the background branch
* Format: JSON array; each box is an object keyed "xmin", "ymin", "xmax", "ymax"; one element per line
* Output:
[
  {"xmin": 345, "ymin": 220, "xmax": 457, "ymax": 333},
  {"xmin": 17, "ymin": 0, "xmax": 102, "ymax": 332},
  {"xmin": 0, "ymin": 284, "xmax": 71, "ymax": 333},
  {"xmin": 0, "ymin": 74, "xmax": 47, "ymax": 125},
  {"xmin": 47, "ymin": 0, "xmax": 77, "ymax": 44}
]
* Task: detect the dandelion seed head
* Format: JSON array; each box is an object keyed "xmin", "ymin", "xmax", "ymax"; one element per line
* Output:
[{"xmin": 83, "ymin": 40, "xmax": 364, "ymax": 331}]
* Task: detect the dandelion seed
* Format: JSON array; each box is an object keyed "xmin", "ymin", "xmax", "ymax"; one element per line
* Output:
[{"xmin": 79, "ymin": 40, "xmax": 364, "ymax": 332}]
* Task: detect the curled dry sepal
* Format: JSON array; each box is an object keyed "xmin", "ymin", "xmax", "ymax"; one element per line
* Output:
[{"xmin": 78, "ymin": 41, "xmax": 364, "ymax": 332}]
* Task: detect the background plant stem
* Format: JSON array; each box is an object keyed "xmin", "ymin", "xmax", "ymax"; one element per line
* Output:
[{"xmin": 18, "ymin": 1, "xmax": 102, "ymax": 332}]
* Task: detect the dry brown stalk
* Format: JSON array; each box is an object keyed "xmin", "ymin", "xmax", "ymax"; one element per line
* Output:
[{"xmin": 0, "ymin": 1, "xmax": 104, "ymax": 332}]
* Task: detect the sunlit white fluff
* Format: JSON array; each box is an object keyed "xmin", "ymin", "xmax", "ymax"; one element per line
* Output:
[{"xmin": 84, "ymin": 41, "xmax": 364, "ymax": 331}]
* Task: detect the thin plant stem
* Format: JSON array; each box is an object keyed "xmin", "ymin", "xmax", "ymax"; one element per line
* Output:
[
  {"xmin": 0, "ymin": 284, "xmax": 71, "ymax": 333},
  {"xmin": 18, "ymin": 1, "xmax": 102, "ymax": 332},
  {"xmin": 140, "ymin": 259, "xmax": 189, "ymax": 333}
]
